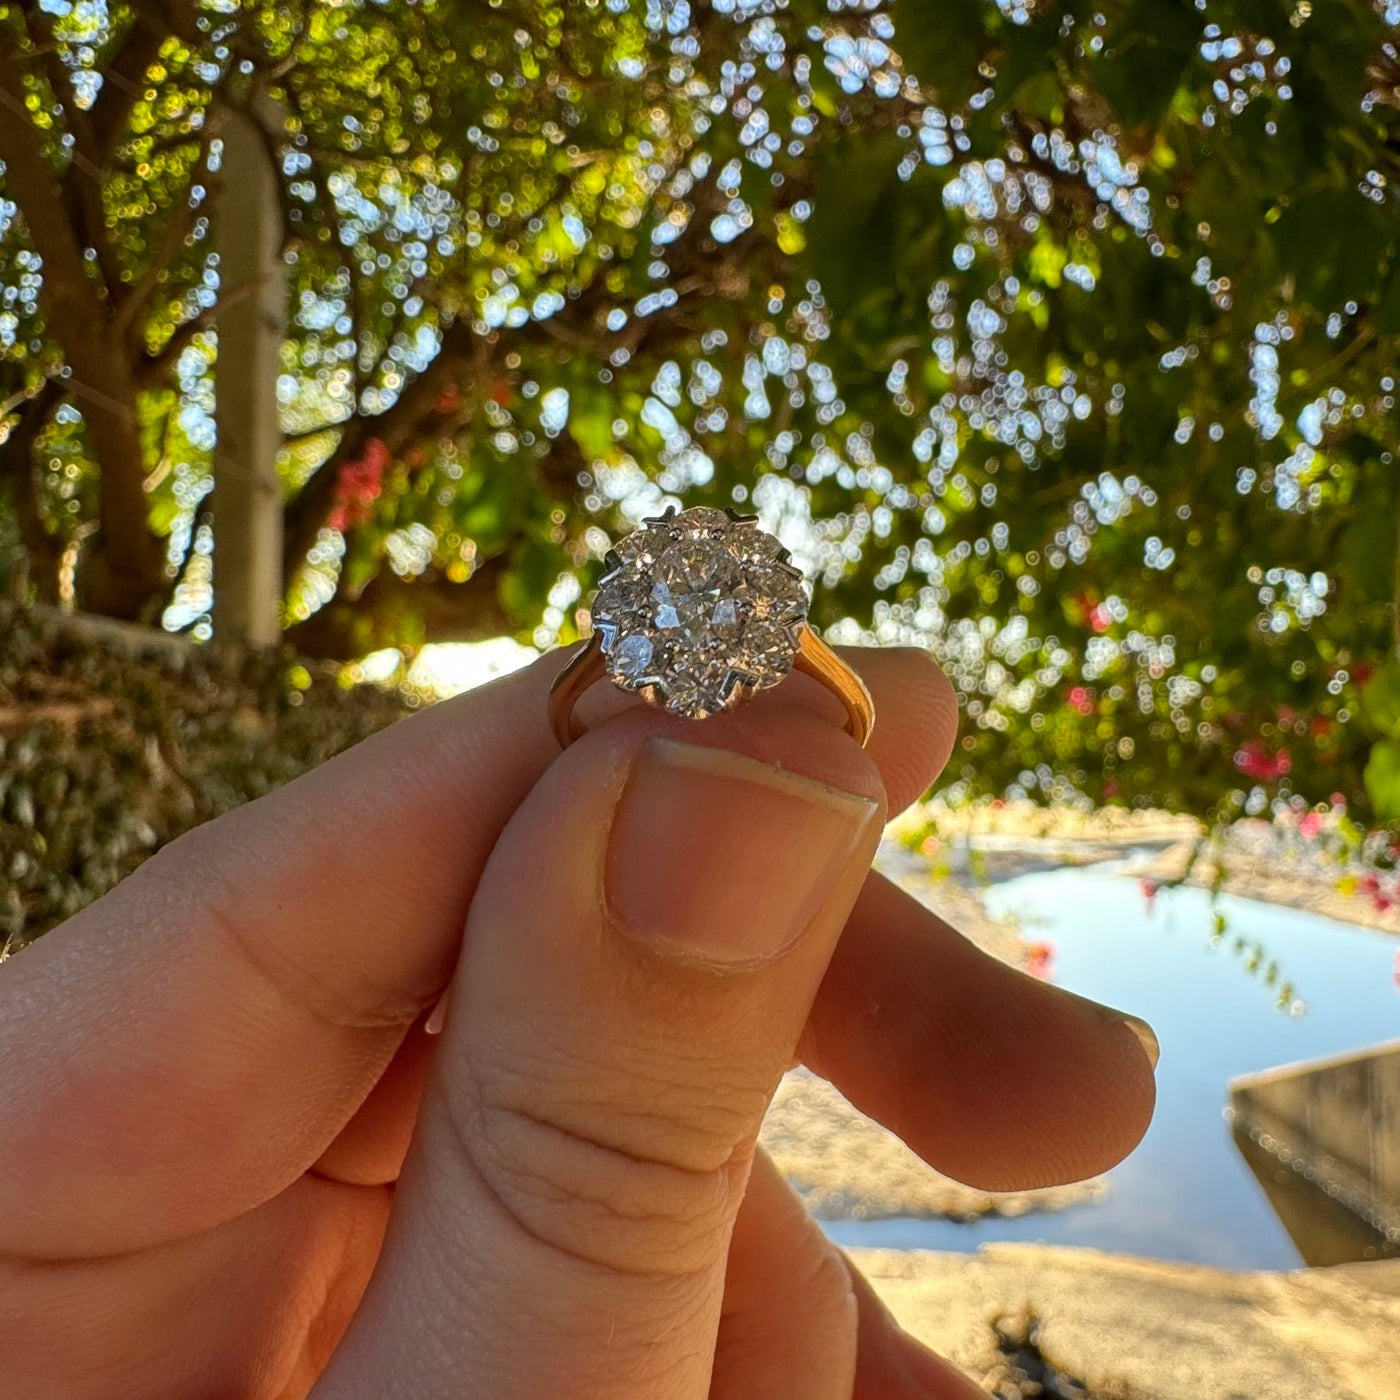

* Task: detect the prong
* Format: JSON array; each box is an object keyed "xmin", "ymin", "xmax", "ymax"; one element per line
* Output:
[
  {"xmin": 602, "ymin": 548, "xmax": 623, "ymax": 573},
  {"xmin": 725, "ymin": 508, "xmax": 760, "ymax": 525},
  {"xmin": 642, "ymin": 505, "xmax": 679, "ymax": 526},
  {"xmin": 719, "ymin": 671, "xmax": 755, "ymax": 707}
]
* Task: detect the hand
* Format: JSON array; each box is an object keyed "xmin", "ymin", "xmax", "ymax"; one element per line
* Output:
[{"xmin": 0, "ymin": 648, "xmax": 1155, "ymax": 1398}]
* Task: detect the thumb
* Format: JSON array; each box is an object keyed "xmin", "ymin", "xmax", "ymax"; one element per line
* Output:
[{"xmin": 316, "ymin": 709, "xmax": 884, "ymax": 1400}]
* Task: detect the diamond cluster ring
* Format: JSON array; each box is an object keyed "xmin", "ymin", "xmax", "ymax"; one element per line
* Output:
[{"xmin": 548, "ymin": 506, "xmax": 875, "ymax": 748}]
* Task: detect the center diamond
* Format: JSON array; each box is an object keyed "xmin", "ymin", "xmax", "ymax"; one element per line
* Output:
[
  {"xmin": 591, "ymin": 506, "xmax": 810, "ymax": 718},
  {"xmin": 650, "ymin": 544, "xmax": 743, "ymax": 646}
]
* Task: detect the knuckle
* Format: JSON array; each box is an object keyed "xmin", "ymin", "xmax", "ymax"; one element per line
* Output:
[{"xmin": 445, "ymin": 1056, "xmax": 748, "ymax": 1281}]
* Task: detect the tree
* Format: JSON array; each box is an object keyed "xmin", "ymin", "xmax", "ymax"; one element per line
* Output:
[{"xmin": 2, "ymin": 0, "xmax": 1400, "ymax": 829}]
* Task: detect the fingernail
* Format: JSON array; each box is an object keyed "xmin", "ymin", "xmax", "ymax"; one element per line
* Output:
[
  {"xmin": 1060, "ymin": 987, "xmax": 1160, "ymax": 1073},
  {"xmin": 1118, "ymin": 1011, "xmax": 1160, "ymax": 1071},
  {"xmin": 606, "ymin": 738, "xmax": 880, "ymax": 966},
  {"xmin": 424, "ymin": 990, "xmax": 450, "ymax": 1036}
]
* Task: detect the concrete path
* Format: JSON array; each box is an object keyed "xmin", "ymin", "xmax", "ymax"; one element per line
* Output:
[{"xmin": 857, "ymin": 1244, "xmax": 1400, "ymax": 1400}]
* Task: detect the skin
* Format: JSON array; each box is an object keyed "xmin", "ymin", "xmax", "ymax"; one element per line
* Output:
[{"xmin": 0, "ymin": 647, "xmax": 1155, "ymax": 1399}]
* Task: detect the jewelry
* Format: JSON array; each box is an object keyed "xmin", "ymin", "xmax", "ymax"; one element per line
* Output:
[{"xmin": 549, "ymin": 506, "xmax": 874, "ymax": 748}]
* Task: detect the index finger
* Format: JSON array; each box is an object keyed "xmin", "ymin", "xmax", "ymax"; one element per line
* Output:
[{"xmin": 0, "ymin": 646, "xmax": 955, "ymax": 1259}]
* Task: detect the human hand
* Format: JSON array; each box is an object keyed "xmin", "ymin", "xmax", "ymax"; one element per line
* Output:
[{"xmin": 0, "ymin": 648, "xmax": 1155, "ymax": 1398}]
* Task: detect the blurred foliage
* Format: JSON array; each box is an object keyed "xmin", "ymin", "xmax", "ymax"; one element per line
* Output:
[
  {"xmin": 0, "ymin": 602, "xmax": 409, "ymax": 946},
  {"xmin": 1, "ymin": 0, "xmax": 1400, "ymax": 825}
]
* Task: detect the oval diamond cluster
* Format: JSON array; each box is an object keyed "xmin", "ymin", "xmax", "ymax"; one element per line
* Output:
[{"xmin": 591, "ymin": 507, "xmax": 810, "ymax": 718}]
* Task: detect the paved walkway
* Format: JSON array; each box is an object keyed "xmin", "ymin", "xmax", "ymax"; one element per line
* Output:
[{"xmin": 858, "ymin": 1244, "xmax": 1400, "ymax": 1400}]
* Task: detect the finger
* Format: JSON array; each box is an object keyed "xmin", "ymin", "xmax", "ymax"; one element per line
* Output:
[
  {"xmin": 314, "ymin": 707, "xmax": 885, "ymax": 1400},
  {"xmin": 802, "ymin": 872, "xmax": 1158, "ymax": 1191},
  {"xmin": 844, "ymin": 1248, "xmax": 986, "ymax": 1400},
  {"xmin": 310, "ymin": 646, "xmax": 954, "ymax": 1182},
  {"xmin": 0, "ymin": 655, "xmax": 561, "ymax": 1259},
  {"xmin": 0, "ymin": 1176, "xmax": 388, "ymax": 1400},
  {"xmin": 712, "ymin": 1148, "xmax": 858, "ymax": 1400},
  {"xmin": 0, "ymin": 645, "xmax": 949, "ymax": 1258},
  {"xmin": 323, "ymin": 861, "xmax": 1157, "ymax": 1200},
  {"xmin": 712, "ymin": 1149, "xmax": 984, "ymax": 1400}
]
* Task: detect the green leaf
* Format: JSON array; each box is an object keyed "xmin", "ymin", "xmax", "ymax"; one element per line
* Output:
[
  {"xmin": 1273, "ymin": 189, "xmax": 1394, "ymax": 308},
  {"xmin": 1376, "ymin": 256, "xmax": 1400, "ymax": 336},
  {"xmin": 891, "ymin": 0, "xmax": 990, "ymax": 108},
  {"xmin": 1364, "ymin": 739, "xmax": 1400, "ymax": 820},
  {"xmin": 1361, "ymin": 663, "xmax": 1400, "ymax": 739},
  {"xmin": 1097, "ymin": 0, "xmax": 1198, "ymax": 130}
]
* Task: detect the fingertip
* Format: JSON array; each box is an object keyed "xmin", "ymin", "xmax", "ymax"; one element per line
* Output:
[
  {"xmin": 842, "ymin": 646, "xmax": 960, "ymax": 814},
  {"xmin": 809, "ymin": 875, "xmax": 1159, "ymax": 1194}
]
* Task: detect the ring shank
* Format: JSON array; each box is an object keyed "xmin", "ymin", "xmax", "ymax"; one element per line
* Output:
[{"xmin": 548, "ymin": 628, "xmax": 875, "ymax": 749}]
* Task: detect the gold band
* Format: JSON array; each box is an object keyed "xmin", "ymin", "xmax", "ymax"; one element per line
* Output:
[{"xmin": 548, "ymin": 627, "xmax": 875, "ymax": 749}]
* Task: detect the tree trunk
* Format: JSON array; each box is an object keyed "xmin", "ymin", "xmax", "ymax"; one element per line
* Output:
[
  {"xmin": 1, "ymin": 381, "xmax": 65, "ymax": 603},
  {"xmin": 212, "ymin": 99, "xmax": 287, "ymax": 647},
  {"xmin": 0, "ymin": 33, "xmax": 166, "ymax": 622}
]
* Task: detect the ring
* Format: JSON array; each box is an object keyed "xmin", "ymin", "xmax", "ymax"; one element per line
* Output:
[{"xmin": 549, "ymin": 506, "xmax": 875, "ymax": 749}]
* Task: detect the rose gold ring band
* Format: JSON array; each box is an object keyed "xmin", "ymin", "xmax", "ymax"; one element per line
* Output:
[{"xmin": 548, "ymin": 627, "xmax": 875, "ymax": 750}]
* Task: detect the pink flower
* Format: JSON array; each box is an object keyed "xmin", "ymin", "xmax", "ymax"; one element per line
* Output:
[
  {"xmin": 1234, "ymin": 739, "xmax": 1292, "ymax": 782},
  {"xmin": 1298, "ymin": 812, "xmax": 1324, "ymax": 839},
  {"xmin": 1066, "ymin": 685, "xmax": 1095, "ymax": 716},
  {"xmin": 330, "ymin": 438, "xmax": 390, "ymax": 532}
]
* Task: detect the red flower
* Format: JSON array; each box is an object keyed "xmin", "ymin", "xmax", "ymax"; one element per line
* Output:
[
  {"xmin": 1298, "ymin": 811, "xmax": 1324, "ymax": 839},
  {"xmin": 1234, "ymin": 739, "xmax": 1292, "ymax": 782},
  {"xmin": 329, "ymin": 438, "xmax": 389, "ymax": 532},
  {"xmin": 1352, "ymin": 662, "xmax": 1377, "ymax": 689}
]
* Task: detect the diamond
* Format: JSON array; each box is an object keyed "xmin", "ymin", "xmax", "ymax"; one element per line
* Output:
[{"xmin": 592, "ymin": 506, "xmax": 810, "ymax": 718}]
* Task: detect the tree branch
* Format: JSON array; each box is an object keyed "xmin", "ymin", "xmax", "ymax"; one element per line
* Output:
[
  {"xmin": 113, "ymin": 118, "xmax": 219, "ymax": 345},
  {"xmin": 88, "ymin": 9, "xmax": 173, "ymax": 165},
  {"xmin": 282, "ymin": 554, "xmax": 513, "ymax": 659},
  {"xmin": 280, "ymin": 316, "xmax": 483, "ymax": 578},
  {"xmin": 0, "ymin": 29, "xmax": 165, "ymax": 615},
  {"xmin": 0, "ymin": 377, "xmax": 67, "ymax": 602},
  {"xmin": 15, "ymin": 3, "xmax": 124, "ymax": 305}
]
